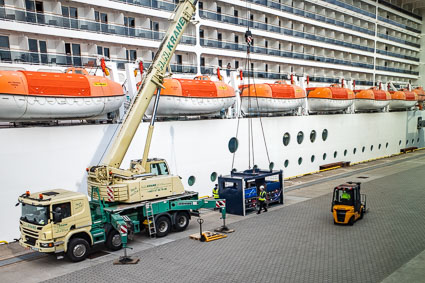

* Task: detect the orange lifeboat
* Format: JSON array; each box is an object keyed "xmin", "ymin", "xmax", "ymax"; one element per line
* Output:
[
  {"xmin": 354, "ymin": 87, "xmax": 391, "ymax": 111},
  {"xmin": 0, "ymin": 68, "xmax": 125, "ymax": 121},
  {"xmin": 307, "ymin": 84, "xmax": 354, "ymax": 112},
  {"xmin": 388, "ymin": 89, "xmax": 417, "ymax": 110},
  {"xmin": 413, "ymin": 87, "xmax": 425, "ymax": 110},
  {"xmin": 146, "ymin": 76, "xmax": 235, "ymax": 116},
  {"xmin": 239, "ymin": 81, "xmax": 305, "ymax": 114}
]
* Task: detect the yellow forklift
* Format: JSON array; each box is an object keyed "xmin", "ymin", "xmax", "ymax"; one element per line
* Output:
[{"xmin": 331, "ymin": 182, "xmax": 366, "ymax": 225}]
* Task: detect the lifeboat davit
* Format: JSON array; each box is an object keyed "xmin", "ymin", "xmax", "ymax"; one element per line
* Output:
[
  {"xmin": 354, "ymin": 88, "xmax": 391, "ymax": 111},
  {"xmin": 307, "ymin": 84, "xmax": 354, "ymax": 112},
  {"xmin": 146, "ymin": 76, "xmax": 235, "ymax": 116},
  {"xmin": 0, "ymin": 68, "xmax": 125, "ymax": 121},
  {"xmin": 239, "ymin": 81, "xmax": 306, "ymax": 114},
  {"xmin": 388, "ymin": 90, "xmax": 417, "ymax": 110}
]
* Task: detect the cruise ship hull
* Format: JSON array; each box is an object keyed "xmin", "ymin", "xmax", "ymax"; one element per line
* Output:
[
  {"xmin": 0, "ymin": 93, "xmax": 125, "ymax": 121},
  {"xmin": 308, "ymin": 98, "xmax": 353, "ymax": 112},
  {"xmin": 354, "ymin": 99, "xmax": 390, "ymax": 111},
  {"xmin": 146, "ymin": 95, "xmax": 236, "ymax": 116},
  {"xmin": 241, "ymin": 97, "xmax": 304, "ymax": 113}
]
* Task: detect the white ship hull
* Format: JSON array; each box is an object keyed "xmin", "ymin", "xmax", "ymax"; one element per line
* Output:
[
  {"xmin": 308, "ymin": 98, "xmax": 353, "ymax": 112},
  {"xmin": 389, "ymin": 100, "xmax": 417, "ymax": 110},
  {"xmin": 354, "ymin": 99, "xmax": 390, "ymax": 111},
  {"xmin": 146, "ymin": 95, "xmax": 236, "ymax": 116},
  {"xmin": 0, "ymin": 94, "xmax": 125, "ymax": 121},
  {"xmin": 241, "ymin": 97, "xmax": 304, "ymax": 113}
]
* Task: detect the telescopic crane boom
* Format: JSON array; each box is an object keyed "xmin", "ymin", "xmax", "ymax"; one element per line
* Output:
[{"xmin": 87, "ymin": 0, "xmax": 198, "ymax": 203}]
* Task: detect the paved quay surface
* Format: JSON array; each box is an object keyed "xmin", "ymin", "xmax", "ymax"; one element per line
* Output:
[{"xmin": 1, "ymin": 150, "xmax": 425, "ymax": 283}]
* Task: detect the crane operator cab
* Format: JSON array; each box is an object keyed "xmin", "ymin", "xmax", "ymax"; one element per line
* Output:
[
  {"xmin": 130, "ymin": 158, "xmax": 170, "ymax": 175},
  {"xmin": 331, "ymin": 182, "xmax": 366, "ymax": 225}
]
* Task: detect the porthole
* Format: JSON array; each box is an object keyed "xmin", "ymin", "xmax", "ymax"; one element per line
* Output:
[
  {"xmin": 228, "ymin": 137, "xmax": 239, "ymax": 153},
  {"xmin": 417, "ymin": 138, "xmax": 420, "ymax": 143},
  {"xmin": 406, "ymin": 140, "xmax": 409, "ymax": 145},
  {"xmin": 310, "ymin": 130, "xmax": 316, "ymax": 143},
  {"xmin": 386, "ymin": 142, "xmax": 389, "ymax": 148},
  {"xmin": 284, "ymin": 159, "xmax": 289, "ymax": 168},
  {"xmin": 188, "ymin": 176, "xmax": 196, "ymax": 186},
  {"xmin": 269, "ymin": 162, "xmax": 274, "ymax": 171},
  {"xmin": 298, "ymin": 157, "xmax": 303, "ymax": 165},
  {"xmin": 297, "ymin": 131, "xmax": 304, "ymax": 144},
  {"xmin": 253, "ymin": 164, "xmax": 258, "ymax": 170},
  {"xmin": 411, "ymin": 139, "xmax": 414, "ymax": 144},
  {"xmin": 322, "ymin": 129, "xmax": 328, "ymax": 141},
  {"xmin": 370, "ymin": 145, "xmax": 373, "ymax": 151},
  {"xmin": 353, "ymin": 148, "xmax": 357, "ymax": 155},
  {"xmin": 378, "ymin": 144, "xmax": 381, "ymax": 150},
  {"xmin": 283, "ymin": 132, "xmax": 291, "ymax": 146},
  {"xmin": 344, "ymin": 149, "xmax": 347, "ymax": 156},
  {"xmin": 334, "ymin": 151, "xmax": 337, "ymax": 158},
  {"xmin": 311, "ymin": 155, "xmax": 315, "ymax": 163},
  {"xmin": 399, "ymin": 140, "xmax": 402, "ymax": 146},
  {"xmin": 362, "ymin": 146, "xmax": 365, "ymax": 153},
  {"xmin": 210, "ymin": 172, "xmax": 217, "ymax": 182},
  {"xmin": 323, "ymin": 153, "xmax": 327, "ymax": 160}
]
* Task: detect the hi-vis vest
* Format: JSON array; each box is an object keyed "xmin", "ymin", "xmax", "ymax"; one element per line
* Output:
[
  {"xmin": 259, "ymin": 191, "xmax": 266, "ymax": 201},
  {"xmin": 213, "ymin": 187, "xmax": 219, "ymax": 199}
]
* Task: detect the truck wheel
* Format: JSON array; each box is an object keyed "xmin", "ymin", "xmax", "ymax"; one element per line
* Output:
[
  {"xmin": 106, "ymin": 230, "xmax": 122, "ymax": 251},
  {"xmin": 174, "ymin": 212, "xmax": 190, "ymax": 232},
  {"xmin": 155, "ymin": 216, "xmax": 171, "ymax": 237},
  {"xmin": 67, "ymin": 238, "xmax": 89, "ymax": 262}
]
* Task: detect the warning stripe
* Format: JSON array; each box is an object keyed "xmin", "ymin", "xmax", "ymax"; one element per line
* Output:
[
  {"xmin": 216, "ymin": 200, "xmax": 226, "ymax": 208},
  {"xmin": 120, "ymin": 225, "xmax": 127, "ymax": 235},
  {"xmin": 107, "ymin": 186, "xmax": 114, "ymax": 202}
]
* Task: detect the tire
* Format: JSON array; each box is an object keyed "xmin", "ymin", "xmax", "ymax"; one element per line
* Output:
[
  {"xmin": 359, "ymin": 209, "xmax": 364, "ymax": 220},
  {"xmin": 155, "ymin": 216, "xmax": 171, "ymax": 237},
  {"xmin": 106, "ymin": 229, "xmax": 122, "ymax": 251},
  {"xmin": 348, "ymin": 216, "xmax": 355, "ymax": 226},
  {"xmin": 67, "ymin": 238, "xmax": 89, "ymax": 262},
  {"xmin": 174, "ymin": 212, "xmax": 190, "ymax": 232}
]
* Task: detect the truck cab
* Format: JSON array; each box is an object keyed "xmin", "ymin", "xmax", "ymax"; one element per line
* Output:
[
  {"xmin": 18, "ymin": 190, "xmax": 93, "ymax": 259},
  {"xmin": 331, "ymin": 182, "xmax": 366, "ymax": 225},
  {"xmin": 130, "ymin": 158, "xmax": 170, "ymax": 175}
]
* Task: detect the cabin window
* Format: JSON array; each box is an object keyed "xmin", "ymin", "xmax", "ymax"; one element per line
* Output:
[
  {"xmin": 298, "ymin": 157, "xmax": 303, "ymax": 165},
  {"xmin": 95, "ymin": 11, "xmax": 100, "ymax": 22},
  {"xmin": 127, "ymin": 49, "xmax": 137, "ymax": 62},
  {"xmin": 0, "ymin": 0, "xmax": 4, "ymax": 6},
  {"xmin": 103, "ymin": 47, "xmax": 110, "ymax": 58},
  {"xmin": 199, "ymin": 29, "xmax": 204, "ymax": 39},
  {"xmin": 199, "ymin": 2, "xmax": 203, "ymax": 10},
  {"xmin": 310, "ymin": 130, "xmax": 316, "ymax": 143},
  {"xmin": 386, "ymin": 142, "xmax": 389, "ymax": 148},
  {"xmin": 97, "ymin": 46, "xmax": 103, "ymax": 55},
  {"xmin": 334, "ymin": 151, "xmax": 337, "ymax": 158},
  {"xmin": 235, "ymin": 61, "xmax": 239, "ymax": 69},
  {"xmin": 284, "ymin": 160, "xmax": 289, "ymax": 168},
  {"xmin": 344, "ymin": 149, "xmax": 347, "ymax": 156},
  {"xmin": 0, "ymin": 35, "xmax": 9, "ymax": 49},
  {"xmin": 234, "ymin": 10, "xmax": 238, "ymax": 17},
  {"xmin": 311, "ymin": 155, "xmax": 315, "ymax": 163},
  {"xmin": 188, "ymin": 176, "xmax": 196, "ymax": 186},
  {"xmin": 282, "ymin": 132, "xmax": 290, "ymax": 146},
  {"xmin": 322, "ymin": 129, "xmax": 328, "ymax": 141},
  {"xmin": 234, "ymin": 35, "xmax": 239, "ymax": 43},
  {"xmin": 353, "ymin": 148, "xmax": 357, "ymax": 154},
  {"xmin": 101, "ymin": 13, "xmax": 108, "ymax": 24},
  {"xmin": 297, "ymin": 131, "xmax": 303, "ymax": 144},
  {"xmin": 125, "ymin": 17, "xmax": 135, "ymax": 28},
  {"xmin": 323, "ymin": 153, "xmax": 327, "ymax": 160},
  {"xmin": 200, "ymin": 57, "xmax": 205, "ymax": 67},
  {"xmin": 52, "ymin": 202, "xmax": 71, "ymax": 219},
  {"xmin": 218, "ymin": 59, "xmax": 222, "ymax": 67}
]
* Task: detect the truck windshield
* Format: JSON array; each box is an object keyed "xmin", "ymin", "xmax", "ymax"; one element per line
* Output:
[
  {"xmin": 21, "ymin": 203, "xmax": 49, "ymax": 226},
  {"xmin": 333, "ymin": 189, "xmax": 354, "ymax": 206}
]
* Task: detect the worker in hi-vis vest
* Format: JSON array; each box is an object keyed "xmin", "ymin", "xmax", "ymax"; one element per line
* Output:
[
  {"xmin": 212, "ymin": 184, "xmax": 219, "ymax": 199},
  {"xmin": 257, "ymin": 185, "xmax": 268, "ymax": 214}
]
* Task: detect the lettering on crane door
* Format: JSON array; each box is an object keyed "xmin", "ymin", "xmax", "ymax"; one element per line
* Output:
[{"xmin": 156, "ymin": 17, "xmax": 188, "ymax": 72}]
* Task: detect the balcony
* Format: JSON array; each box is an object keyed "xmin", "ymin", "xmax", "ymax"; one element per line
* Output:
[{"xmin": 0, "ymin": 7, "xmax": 196, "ymax": 45}]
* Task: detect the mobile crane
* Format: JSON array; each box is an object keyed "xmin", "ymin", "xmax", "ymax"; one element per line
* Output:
[{"xmin": 17, "ymin": 0, "xmax": 228, "ymax": 262}]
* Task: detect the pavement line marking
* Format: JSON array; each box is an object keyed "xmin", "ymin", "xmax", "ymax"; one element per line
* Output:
[{"xmin": 285, "ymin": 151, "xmax": 425, "ymax": 192}]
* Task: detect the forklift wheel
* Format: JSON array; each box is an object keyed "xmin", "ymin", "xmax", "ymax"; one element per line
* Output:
[
  {"xmin": 348, "ymin": 217, "xmax": 355, "ymax": 226},
  {"xmin": 359, "ymin": 210, "xmax": 364, "ymax": 220}
]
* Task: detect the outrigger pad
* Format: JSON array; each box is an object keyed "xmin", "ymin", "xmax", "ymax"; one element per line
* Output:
[
  {"xmin": 214, "ymin": 226, "xmax": 235, "ymax": 233},
  {"xmin": 113, "ymin": 256, "xmax": 140, "ymax": 265}
]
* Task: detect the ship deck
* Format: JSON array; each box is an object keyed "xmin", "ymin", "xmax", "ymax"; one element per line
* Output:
[{"xmin": 1, "ymin": 150, "xmax": 425, "ymax": 282}]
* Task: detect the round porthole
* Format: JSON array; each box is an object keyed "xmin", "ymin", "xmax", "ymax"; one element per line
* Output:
[
  {"xmin": 399, "ymin": 140, "xmax": 402, "ymax": 146},
  {"xmin": 297, "ymin": 131, "xmax": 304, "ymax": 144},
  {"xmin": 334, "ymin": 151, "xmax": 337, "ymax": 158},
  {"xmin": 228, "ymin": 137, "xmax": 238, "ymax": 153},
  {"xmin": 370, "ymin": 145, "xmax": 373, "ymax": 151},
  {"xmin": 311, "ymin": 155, "xmax": 315, "ymax": 163},
  {"xmin": 210, "ymin": 172, "xmax": 217, "ymax": 182},
  {"xmin": 283, "ymin": 132, "xmax": 291, "ymax": 146},
  {"xmin": 406, "ymin": 140, "xmax": 409, "ymax": 145},
  {"xmin": 298, "ymin": 157, "xmax": 303, "ymax": 165},
  {"xmin": 411, "ymin": 139, "xmax": 414, "ymax": 144},
  {"xmin": 353, "ymin": 148, "xmax": 357, "ymax": 154},
  {"xmin": 344, "ymin": 149, "xmax": 347, "ymax": 156},
  {"xmin": 310, "ymin": 130, "xmax": 316, "ymax": 143},
  {"xmin": 386, "ymin": 142, "xmax": 389, "ymax": 148},
  {"xmin": 323, "ymin": 153, "xmax": 327, "ymax": 160},
  {"xmin": 362, "ymin": 146, "xmax": 365, "ymax": 153},
  {"xmin": 417, "ymin": 138, "xmax": 420, "ymax": 143},
  {"xmin": 322, "ymin": 129, "xmax": 328, "ymax": 141},
  {"xmin": 284, "ymin": 159, "xmax": 289, "ymax": 168},
  {"xmin": 378, "ymin": 144, "xmax": 381, "ymax": 150},
  {"xmin": 188, "ymin": 176, "xmax": 196, "ymax": 186},
  {"xmin": 269, "ymin": 162, "xmax": 274, "ymax": 171}
]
